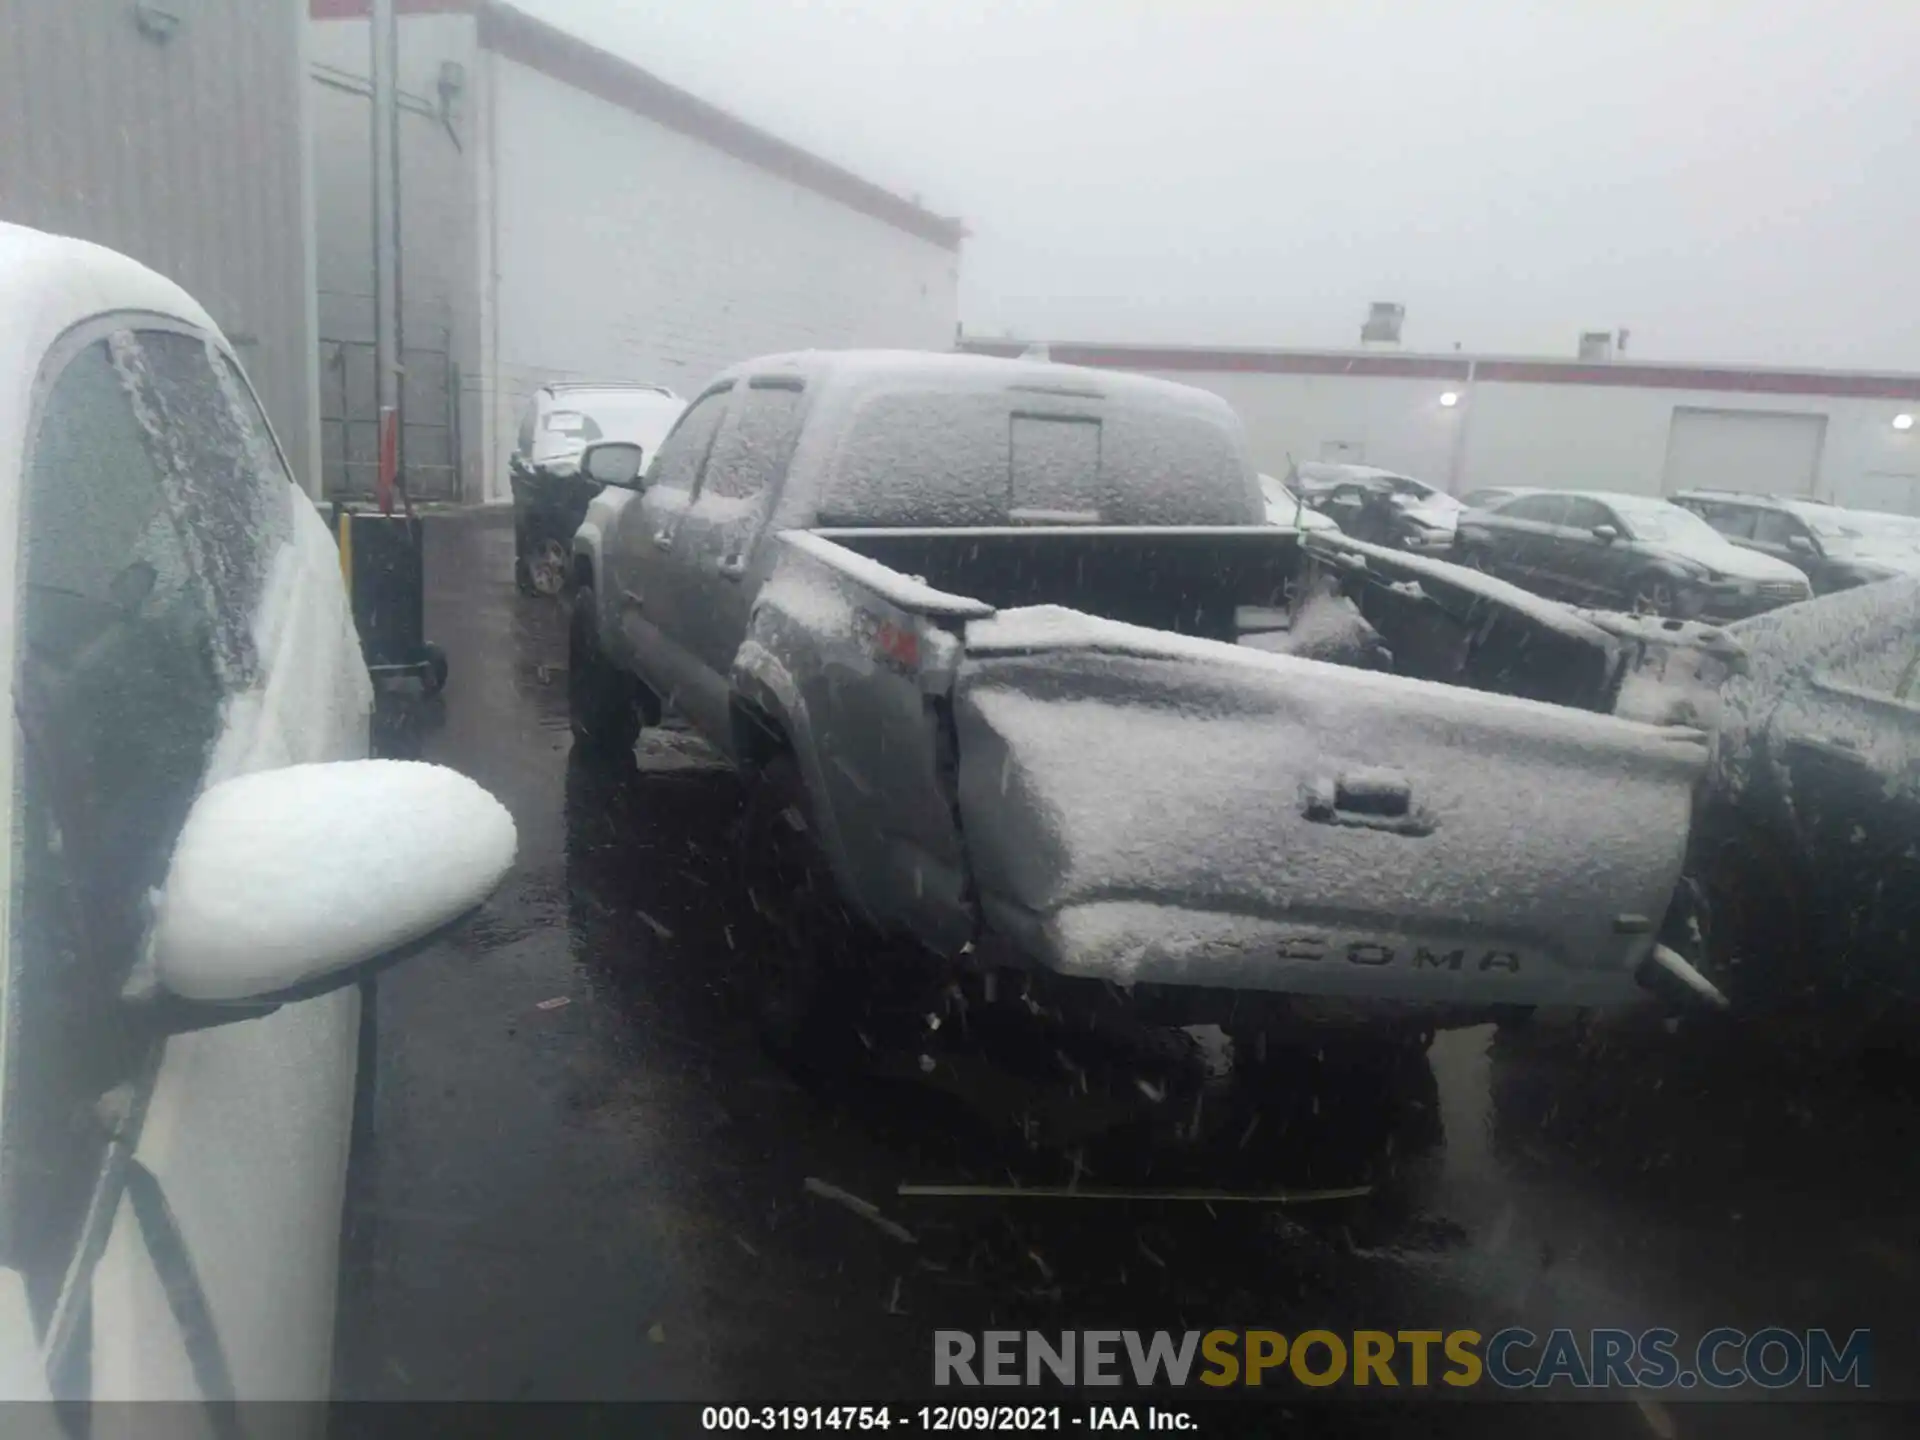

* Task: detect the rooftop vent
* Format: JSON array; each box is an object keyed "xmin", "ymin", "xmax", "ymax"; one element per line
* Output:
[
  {"xmin": 1360, "ymin": 302, "xmax": 1405, "ymax": 347},
  {"xmin": 1579, "ymin": 331, "xmax": 1615, "ymax": 362}
]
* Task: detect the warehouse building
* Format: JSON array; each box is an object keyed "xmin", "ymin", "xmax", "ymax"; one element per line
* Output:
[
  {"xmin": 311, "ymin": 0, "xmax": 964, "ymax": 503},
  {"xmin": 0, "ymin": 0, "xmax": 320, "ymax": 490},
  {"xmin": 962, "ymin": 338, "xmax": 1920, "ymax": 516}
]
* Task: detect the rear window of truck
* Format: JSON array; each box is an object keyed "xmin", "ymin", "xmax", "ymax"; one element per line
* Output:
[{"xmin": 818, "ymin": 389, "xmax": 1253, "ymax": 527}]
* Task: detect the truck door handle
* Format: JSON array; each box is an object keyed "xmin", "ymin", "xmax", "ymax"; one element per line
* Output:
[
  {"xmin": 716, "ymin": 554, "xmax": 747, "ymax": 581},
  {"xmin": 651, "ymin": 529, "xmax": 674, "ymax": 552},
  {"xmin": 1302, "ymin": 771, "xmax": 1433, "ymax": 836}
]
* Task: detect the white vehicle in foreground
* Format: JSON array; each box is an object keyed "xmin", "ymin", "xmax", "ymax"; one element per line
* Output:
[
  {"xmin": 510, "ymin": 382, "xmax": 689, "ymax": 595},
  {"xmin": 0, "ymin": 224, "xmax": 515, "ymax": 1402}
]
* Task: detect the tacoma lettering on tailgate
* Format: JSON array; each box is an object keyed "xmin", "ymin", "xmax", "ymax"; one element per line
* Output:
[{"xmin": 1274, "ymin": 935, "xmax": 1524, "ymax": 973}]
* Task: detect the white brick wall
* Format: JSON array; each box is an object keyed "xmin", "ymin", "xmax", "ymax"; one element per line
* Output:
[{"xmin": 484, "ymin": 54, "xmax": 960, "ymax": 501}]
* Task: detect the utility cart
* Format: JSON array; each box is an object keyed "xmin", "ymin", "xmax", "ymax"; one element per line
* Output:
[{"xmin": 331, "ymin": 502, "xmax": 448, "ymax": 695}]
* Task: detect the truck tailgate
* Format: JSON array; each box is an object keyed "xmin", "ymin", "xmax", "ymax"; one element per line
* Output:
[{"xmin": 953, "ymin": 606, "xmax": 1708, "ymax": 1007}]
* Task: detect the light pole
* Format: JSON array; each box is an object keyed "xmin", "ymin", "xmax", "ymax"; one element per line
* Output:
[
  {"xmin": 1444, "ymin": 360, "xmax": 1476, "ymax": 495},
  {"xmin": 371, "ymin": 0, "xmax": 402, "ymax": 513}
]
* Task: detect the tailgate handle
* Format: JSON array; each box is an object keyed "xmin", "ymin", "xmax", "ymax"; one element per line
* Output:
[
  {"xmin": 651, "ymin": 529, "xmax": 674, "ymax": 552},
  {"xmin": 1303, "ymin": 771, "xmax": 1432, "ymax": 835},
  {"xmin": 716, "ymin": 553, "xmax": 747, "ymax": 581}
]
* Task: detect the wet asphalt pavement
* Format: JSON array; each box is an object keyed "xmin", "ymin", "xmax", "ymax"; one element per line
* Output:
[{"xmin": 335, "ymin": 512, "xmax": 1917, "ymax": 1434}]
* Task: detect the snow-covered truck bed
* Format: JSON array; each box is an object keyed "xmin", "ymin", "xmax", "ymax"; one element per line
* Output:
[{"xmin": 571, "ymin": 351, "xmax": 1711, "ymax": 1036}]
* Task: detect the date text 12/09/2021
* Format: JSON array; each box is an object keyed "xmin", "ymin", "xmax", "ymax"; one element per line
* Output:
[{"xmin": 702, "ymin": 1407, "xmax": 1194, "ymax": 1432}]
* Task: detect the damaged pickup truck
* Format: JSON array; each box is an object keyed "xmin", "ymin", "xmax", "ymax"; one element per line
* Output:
[{"xmin": 567, "ymin": 351, "xmax": 1721, "ymax": 1052}]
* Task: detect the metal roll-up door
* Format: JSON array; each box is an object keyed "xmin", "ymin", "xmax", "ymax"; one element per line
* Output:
[{"xmin": 1661, "ymin": 406, "xmax": 1827, "ymax": 498}]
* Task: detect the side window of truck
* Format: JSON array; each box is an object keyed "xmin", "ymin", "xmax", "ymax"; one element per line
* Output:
[
  {"xmin": 696, "ymin": 377, "xmax": 806, "ymax": 503},
  {"xmin": 646, "ymin": 383, "xmax": 733, "ymax": 495}
]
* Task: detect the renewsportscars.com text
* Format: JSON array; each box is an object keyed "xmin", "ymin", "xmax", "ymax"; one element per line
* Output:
[{"xmin": 933, "ymin": 1328, "xmax": 1873, "ymax": 1391}]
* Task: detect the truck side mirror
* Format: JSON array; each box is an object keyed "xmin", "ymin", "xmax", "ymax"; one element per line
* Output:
[
  {"xmin": 581, "ymin": 441, "xmax": 645, "ymax": 490},
  {"xmin": 1591, "ymin": 524, "xmax": 1620, "ymax": 543},
  {"xmin": 1787, "ymin": 533, "xmax": 1817, "ymax": 555}
]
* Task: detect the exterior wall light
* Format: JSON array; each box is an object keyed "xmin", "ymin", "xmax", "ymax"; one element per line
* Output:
[
  {"xmin": 1439, "ymin": 391, "xmax": 1460, "ymax": 408},
  {"xmin": 1894, "ymin": 413, "xmax": 1914, "ymax": 431}
]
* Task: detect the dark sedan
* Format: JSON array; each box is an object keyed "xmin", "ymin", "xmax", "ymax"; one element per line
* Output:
[
  {"xmin": 1671, "ymin": 490, "xmax": 1920, "ymax": 596},
  {"xmin": 1452, "ymin": 489, "xmax": 1813, "ymax": 620}
]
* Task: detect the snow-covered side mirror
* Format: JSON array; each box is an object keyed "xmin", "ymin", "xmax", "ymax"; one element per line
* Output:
[
  {"xmin": 151, "ymin": 761, "xmax": 516, "ymax": 1006},
  {"xmin": 581, "ymin": 440, "xmax": 644, "ymax": 489}
]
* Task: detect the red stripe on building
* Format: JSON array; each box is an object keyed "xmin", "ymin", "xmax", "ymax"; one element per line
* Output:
[
  {"xmin": 310, "ymin": 0, "xmax": 468, "ymax": 15},
  {"xmin": 309, "ymin": 0, "xmax": 966, "ymax": 251},
  {"xmin": 958, "ymin": 340, "xmax": 1920, "ymax": 401}
]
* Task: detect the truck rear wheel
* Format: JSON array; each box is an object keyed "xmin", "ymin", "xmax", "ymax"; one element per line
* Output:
[
  {"xmin": 738, "ymin": 756, "xmax": 861, "ymax": 1054},
  {"xmin": 568, "ymin": 586, "xmax": 639, "ymax": 762}
]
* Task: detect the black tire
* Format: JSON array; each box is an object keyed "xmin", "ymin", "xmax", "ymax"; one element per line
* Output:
[
  {"xmin": 568, "ymin": 586, "xmax": 639, "ymax": 761},
  {"xmin": 420, "ymin": 642, "xmax": 449, "ymax": 696},
  {"xmin": 738, "ymin": 756, "xmax": 859, "ymax": 1053},
  {"xmin": 1629, "ymin": 572, "xmax": 1680, "ymax": 617}
]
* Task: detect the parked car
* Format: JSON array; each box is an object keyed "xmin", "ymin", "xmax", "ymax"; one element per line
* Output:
[
  {"xmin": 510, "ymin": 382, "xmax": 686, "ymax": 596},
  {"xmin": 1459, "ymin": 485, "xmax": 1539, "ymax": 510},
  {"xmin": 1453, "ymin": 489, "xmax": 1813, "ymax": 619},
  {"xmin": 1293, "ymin": 464, "xmax": 1462, "ymax": 552},
  {"xmin": 568, "ymin": 350, "xmax": 1712, "ymax": 1063},
  {"xmin": 1683, "ymin": 575, "xmax": 1920, "ymax": 1013},
  {"xmin": 1259, "ymin": 473, "xmax": 1340, "ymax": 532},
  {"xmin": 1670, "ymin": 490, "xmax": 1920, "ymax": 595},
  {"xmin": 0, "ymin": 224, "xmax": 515, "ymax": 1402}
]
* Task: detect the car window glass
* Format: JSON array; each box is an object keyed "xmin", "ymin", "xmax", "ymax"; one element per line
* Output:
[
  {"xmin": 1502, "ymin": 493, "xmax": 1569, "ymax": 524},
  {"xmin": 1, "ymin": 333, "xmax": 230, "ymax": 1301},
  {"xmin": 645, "ymin": 385, "xmax": 733, "ymax": 495},
  {"xmin": 1, "ymin": 327, "xmax": 294, "ymax": 1312},
  {"xmin": 1690, "ymin": 501, "xmax": 1758, "ymax": 539},
  {"xmin": 1754, "ymin": 510, "xmax": 1808, "ymax": 547},
  {"xmin": 696, "ymin": 380, "xmax": 805, "ymax": 503},
  {"xmin": 1560, "ymin": 498, "xmax": 1613, "ymax": 530}
]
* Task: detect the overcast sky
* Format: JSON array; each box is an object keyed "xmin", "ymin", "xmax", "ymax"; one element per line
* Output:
[{"xmin": 517, "ymin": 0, "xmax": 1918, "ymax": 368}]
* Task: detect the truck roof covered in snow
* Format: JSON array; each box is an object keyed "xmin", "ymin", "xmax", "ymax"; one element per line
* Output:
[{"xmin": 705, "ymin": 349, "xmax": 1264, "ymax": 531}]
